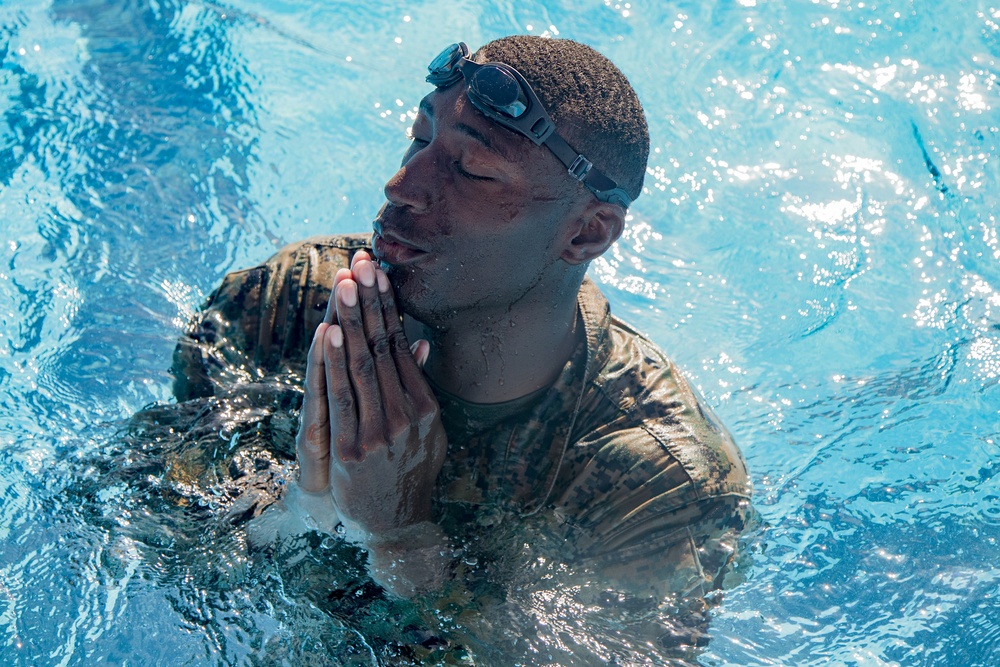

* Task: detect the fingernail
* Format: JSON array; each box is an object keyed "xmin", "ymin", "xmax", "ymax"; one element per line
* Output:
[
  {"xmin": 356, "ymin": 261, "xmax": 376, "ymax": 288},
  {"xmin": 351, "ymin": 250, "xmax": 369, "ymax": 268},
  {"xmin": 411, "ymin": 340, "xmax": 429, "ymax": 368},
  {"xmin": 339, "ymin": 282, "xmax": 358, "ymax": 307},
  {"xmin": 329, "ymin": 325, "xmax": 343, "ymax": 347},
  {"xmin": 376, "ymin": 269, "xmax": 389, "ymax": 293},
  {"xmin": 333, "ymin": 268, "xmax": 352, "ymax": 288}
]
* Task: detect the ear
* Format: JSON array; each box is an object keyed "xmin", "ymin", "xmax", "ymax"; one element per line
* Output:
[{"xmin": 560, "ymin": 201, "xmax": 625, "ymax": 265}]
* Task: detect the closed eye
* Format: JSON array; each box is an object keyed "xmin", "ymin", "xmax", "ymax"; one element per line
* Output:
[
  {"xmin": 454, "ymin": 161, "xmax": 493, "ymax": 181},
  {"xmin": 407, "ymin": 132, "xmax": 493, "ymax": 181}
]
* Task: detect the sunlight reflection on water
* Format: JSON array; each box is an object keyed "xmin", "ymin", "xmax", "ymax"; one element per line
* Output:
[{"xmin": 0, "ymin": 0, "xmax": 998, "ymax": 665}]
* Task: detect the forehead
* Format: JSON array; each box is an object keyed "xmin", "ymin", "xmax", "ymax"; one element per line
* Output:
[
  {"xmin": 420, "ymin": 86, "xmax": 531, "ymax": 162},
  {"xmin": 419, "ymin": 86, "xmax": 575, "ymax": 191}
]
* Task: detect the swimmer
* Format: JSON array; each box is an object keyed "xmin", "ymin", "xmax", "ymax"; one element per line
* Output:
[{"xmin": 173, "ymin": 36, "xmax": 751, "ymax": 611}]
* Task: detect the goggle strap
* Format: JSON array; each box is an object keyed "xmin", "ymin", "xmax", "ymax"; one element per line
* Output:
[
  {"xmin": 543, "ymin": 133, "xmax": 632, "ymax": 207},
  {"xmin": 543, "ymin": 132, "xmax": 585, "ymax": 175}
]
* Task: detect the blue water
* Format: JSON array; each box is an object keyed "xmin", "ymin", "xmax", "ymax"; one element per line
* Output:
[{"xmin": 1, "ymin": 0, "xmax": 998, "ymax": 665}]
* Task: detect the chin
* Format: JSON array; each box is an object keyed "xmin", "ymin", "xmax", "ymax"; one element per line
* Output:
[
  {"xmin": 383, "ymin": 263, "xmax": 426, "ymax": 316},
  {"xmin": 384, "ymin": 264, "xmax": 460, "ymax": 329}
]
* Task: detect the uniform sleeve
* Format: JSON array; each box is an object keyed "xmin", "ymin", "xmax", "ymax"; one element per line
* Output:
[
  {"xmin": 170, "ymin": 265, "xmax": 262, "ymax": 401},
  {"xmin": 552, "ymin": 422, "xmax": 751, "ymax": 599},
  {"xmin": 171, "ymin": 235, "xmax": 364, "ymax": 401}
]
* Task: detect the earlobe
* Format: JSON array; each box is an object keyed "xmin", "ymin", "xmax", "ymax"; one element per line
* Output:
[{"xmin": 561, "ymin": 202, "xmax": 626, "ymax": 265}]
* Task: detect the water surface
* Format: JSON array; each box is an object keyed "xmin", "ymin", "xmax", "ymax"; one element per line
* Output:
[{"xmin": 1, "ymin": 0, "xmax": 998, "ymax": 665}]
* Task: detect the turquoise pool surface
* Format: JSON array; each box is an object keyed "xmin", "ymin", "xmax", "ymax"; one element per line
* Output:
[{"xmin": 1, "ymin": 0, "xmax": 998, "ymax": 665}]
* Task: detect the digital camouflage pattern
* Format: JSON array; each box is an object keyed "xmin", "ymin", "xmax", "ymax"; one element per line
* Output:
[{"xmin": 171, "ymin": 233, "xmax": 752, "ymax": 603}]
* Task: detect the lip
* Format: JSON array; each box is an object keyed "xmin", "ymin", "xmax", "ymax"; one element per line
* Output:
[{"xmin": 371, "ymin": 229, "xmax": 428, "ymax": 266}]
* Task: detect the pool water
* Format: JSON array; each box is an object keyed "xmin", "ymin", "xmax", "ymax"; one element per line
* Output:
[{"xmin": 1, "ymin": 0, "xmax": 998, "ymax": 665}]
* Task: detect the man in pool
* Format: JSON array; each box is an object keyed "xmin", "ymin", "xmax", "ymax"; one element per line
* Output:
[{"xmin": 173, "ymin": 36, "xmax": 750, "ymax": 610}]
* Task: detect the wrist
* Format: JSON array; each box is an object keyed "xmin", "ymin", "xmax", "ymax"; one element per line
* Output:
[
  {"xmin": 284, "ymin": 481, "xmax": 340, "ymax": 534},
  {"xmin": 355, "ymin": 521, "xmax": 454, "ymax": 598},
  {"xmin": 371, "ymin": 520, "xmax": 446, "ymax": 548}
]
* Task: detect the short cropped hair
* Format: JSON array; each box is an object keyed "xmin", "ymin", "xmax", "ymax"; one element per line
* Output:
[{"xmin": 474, "ymin": 36, "xmax": 649, "ymax": 203}]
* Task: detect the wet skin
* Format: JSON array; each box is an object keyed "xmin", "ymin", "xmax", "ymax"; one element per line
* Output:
[
  {"xmin": 372, "ymin": 85, "xmax": 589, "ymax": 329},
  {"xmin": 295, "ymin": 83, "xmax": 626, "ymax": 579},
  {"xmin": 297, "ymin": 253, "xmax": 442, "ymax": 533}
]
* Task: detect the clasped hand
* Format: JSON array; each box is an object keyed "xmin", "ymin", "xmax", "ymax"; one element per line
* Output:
[{"xmin": 296, "ymin": 251, "xmax": 446, "ymax": 537}]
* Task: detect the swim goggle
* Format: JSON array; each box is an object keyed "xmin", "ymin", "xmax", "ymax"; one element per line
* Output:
[{"xmin": 425, "ymin": 42, "xmax": 633, "ymax": 210}]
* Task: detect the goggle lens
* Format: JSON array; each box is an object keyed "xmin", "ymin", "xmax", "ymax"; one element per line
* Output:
[
  {"xmin": 469, "ymin": 67, "xmax": 528, "ymax": 119},
  {"xmin": 426, "ymin": 43, "xmax": 466, "ymax": 87}
]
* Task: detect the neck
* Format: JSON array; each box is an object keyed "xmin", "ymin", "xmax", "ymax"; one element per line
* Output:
[{"xmin": 404, "ymin": 279, "xmax": 584, "ymax": 404}]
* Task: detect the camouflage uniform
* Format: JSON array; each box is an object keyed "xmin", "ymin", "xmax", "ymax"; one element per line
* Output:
[{"xmin": 172, "ymin": 233, "xmax": 751, "ymax": 600}]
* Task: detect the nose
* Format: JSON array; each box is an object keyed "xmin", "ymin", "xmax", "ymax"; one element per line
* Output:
[{"xmin": 383, "ymin": 150, "xmax": 435, "ymax": 213}]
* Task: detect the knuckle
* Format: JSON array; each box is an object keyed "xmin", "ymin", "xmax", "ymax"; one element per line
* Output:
[
  {"xmin": 330, "ymin": 350, "xmax": 348, "ymax": 370},
  {"xmin": 350, "ymin": 354, "xmax": 376, "ymax": 378},
  {"xmin": 334, "ymin": 434, "xmax": 360, "ymax": 462},
  {"xmin": 308, "ymin": 421, "xmax": 330, "ymax": 442},
  {"xmin": 368, "ymin": 333, "xmax": 391, "ymax": 359},
  {"xmin": 334, "ymin": 432, "xmax": 353, "ymax": 450},
  {"xmin": 381, "ymin": 299, "xmax": 402, "ymax": 327},
  {"xmin": 340, "ymin": 309, "xmax": 362, "ymax": 327},
  {"xmin": 391, "ymin": 334, "xmax": 411, "ymax": 354},
  {"xmin": 331, "ymin": 384, "xmax": 355, "ymax": 406},
  {"xmin": 387, "ymin": 421, "xmax": 410, "ymax": 443},
  {"xmin": 359, "ymin": 423, "xmax": 389, "ymax": 446},
  {"xmin": 296, "ymin": 431, "xmax": 328, "ymax": 459}
]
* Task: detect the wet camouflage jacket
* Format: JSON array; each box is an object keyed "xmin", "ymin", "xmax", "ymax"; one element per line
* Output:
[{"xmin": 172, "ymin": 233, "xmax": 751, "ymax": 598}]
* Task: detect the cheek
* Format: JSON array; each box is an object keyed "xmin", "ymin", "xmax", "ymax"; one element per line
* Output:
[{"xmin": 494, "ymin": 199, "xmax": 523, "ymax": 223}]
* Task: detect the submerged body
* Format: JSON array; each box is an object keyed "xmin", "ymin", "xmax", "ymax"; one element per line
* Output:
[{"xmin": 173, "ymin": 234, "xmax": 751, "ymax": 600}]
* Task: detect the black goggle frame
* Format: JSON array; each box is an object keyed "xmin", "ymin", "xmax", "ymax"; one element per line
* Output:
[{"xmin": 426, "ymin": 42, "xmax": 632, "ymax": 210}]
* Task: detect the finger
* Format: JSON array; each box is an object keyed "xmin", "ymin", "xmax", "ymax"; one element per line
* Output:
[
  {"xmin": 323, "ymin": 323, "xmax": 360, "ymax": 462},
  {"xmin": 377, "ymin": 267, "xmax": 437, "ymax": 411},
  {"xmin": 323, "ymin": 268, "xmax": 354, "ymax": 325},
  {"xmin": 350, "ymin": 249, "xmax": 372, "ymax": 270},
  {"xmin": 353, "ymin": 258, "xmax": 409, "ymax": 430},
  {"xmin": 409, "ymin": 339, "xmax": 430, "ymax": 369},
  {"xmin": 335, "ymin": 278, "xmax": 386, "ymax": 446},
  {"xmin": 296, "ymin": 322, "xmax": 331, "ymax": 492}
]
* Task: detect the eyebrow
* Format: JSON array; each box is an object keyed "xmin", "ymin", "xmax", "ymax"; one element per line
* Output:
[{"xmin": 418, "ymin": 97, "xmax": 515, "ymax": 162}]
